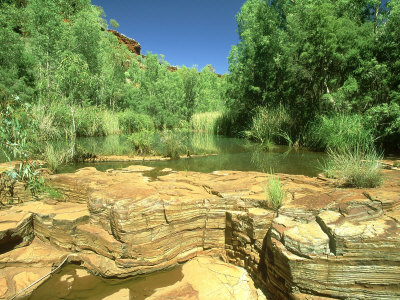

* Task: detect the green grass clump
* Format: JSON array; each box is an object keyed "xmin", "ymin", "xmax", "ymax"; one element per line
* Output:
[
  {"xmin": 190, "ymin": 111, "xmax": 223, "ymax": 134},
  {"xmin": 307, "ymin": 114, "xmax": 374, "ymax": 151},
  {"xmin": 324, "ymin": 145, "xmax": 383, "ymax": 188},
  {"xmin": 263, "ymin": 175, "xmax": 285, "ymax": 210}
]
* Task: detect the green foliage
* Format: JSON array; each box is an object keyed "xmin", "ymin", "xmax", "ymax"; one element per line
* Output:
[
  {"xmin": 262, "ymin": 175, "xmax": 285, "ymax": 211},
  {"xmin": 225, "ymin": 0, "xmax": 400, "ymax": 152},
  {"xmin": 196, "ymin": 65, "xmax": 225, "ymax": 113},
  {"xmin": 109, "ymin": 19, "xmax": 119, "ymax": 29},
  {"xmin": 44, "ymin": 143, "xmax": 67, "ymax": 172},
  {"xmin": 42, "ymin": 183, "xmax": 63, "ymax": 200},
  {"xmin": 101, "ymin": 110, "xmax": 120, "ymax": 136},
  {"xmin": 324, "ymin": 145, "xmax": 383, "ymax": 188},
  {"xmin": 306, "ymin": 114, "xmax": 375, "ymax": 151},
  {"xmin": 190, "ymin": 112, "xmax": 223, "ymax": 134},
  {"xmin": 118, "ymin": 110, "xmax": 155, "ymax": 134},
  {"xmin": 127, "ymin": 130, "xmax": 153, "ymax": 155},
  {"xmin": 1, "ymin": 160, "xmax": 44, "ymax": 204},
  {"xmin": 0, "ymin": 0, "xmax": 228, "ymax": 145},
  {"xmin": 75, "ymin": 106, "xmax": 120, "ymax": 137},
  {"xmin": 365, "ymin": 102, "xmax": 400, "ymax": 151},
  {"xmin": 243, "ymin": 105, "xmax": 292, "ymax": 147},
  {"xmin": 160, "ymin": 130, "xmax": 185, "ymax": 159},
  {"xmin": 213, "ymin": 111, "xmax": 237, "ymax": 136}
]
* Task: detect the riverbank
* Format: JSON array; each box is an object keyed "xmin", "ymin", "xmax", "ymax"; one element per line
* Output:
[{"xmin": 1, "ymin": 164, "xmax": 399, "ymax": 299}]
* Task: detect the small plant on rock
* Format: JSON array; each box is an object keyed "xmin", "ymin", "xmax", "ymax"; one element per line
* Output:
[{"xmin": 263, "ymin": 174, "xmax": 285, "ymax": 211}]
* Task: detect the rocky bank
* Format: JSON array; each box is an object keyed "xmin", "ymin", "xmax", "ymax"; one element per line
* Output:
[{"xmin": 0, "ymin": 165, "xmax": 399, "ymax": 299}]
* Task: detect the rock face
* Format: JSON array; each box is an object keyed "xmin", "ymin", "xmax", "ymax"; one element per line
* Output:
[
  {"xmin": 0, "ymin": 167, "xmax": 400, "ymax": 299},
  {"xmin": 109, "ymin": 29, "xmax": 141, "ymax": 55}
]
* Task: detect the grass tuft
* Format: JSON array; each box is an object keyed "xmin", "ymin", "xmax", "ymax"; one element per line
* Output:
[
  {"xmin": 324, "ymin": 145, "xmax": 383, "ymax": 188},
  {"xmin": 263, "ymin": 175, "xmax": 285, "ymax": 210}
]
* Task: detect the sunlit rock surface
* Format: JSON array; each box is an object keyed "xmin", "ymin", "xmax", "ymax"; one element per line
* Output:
[
  {"xmin": 0, "ymin": 166, "xmax": 399, "ymax": 299},
  {"xmin": 147, "ymin": 256, "xmax": 266, "ymax": 300}
]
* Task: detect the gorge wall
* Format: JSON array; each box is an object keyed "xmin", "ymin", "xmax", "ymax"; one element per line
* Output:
[{"xmin": 0, "ymin": 165, "xmax": 400, "ymax": 299}]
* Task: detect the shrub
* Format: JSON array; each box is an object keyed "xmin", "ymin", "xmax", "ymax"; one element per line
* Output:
[
  {"xmin": 214, "ymin": 110, "xmax": 237, "ymax": 136},
  {"xmin": 31, "ymin": 104, "xmax": 61, "ymax": 141},
  {"xmin": 160, "ymin": 130, "xmax": 185, "ymax": 159},
  {"xmin": 118, "ymin": 110, "xmax": 155, "ymax": 134},
  {"xmin": 262, "ymin": 175, "xmax": 285, "ymax": 211},
  {"xmin": 75, "ymin": 106, "xmax": 104, "ymax": 137},
  {"xmin": 307, "ymin": 114, "xmax": 374, "ymax": 151},
  {"xmin": 324, "ymin": 145, "xmax": 383, "ymax": 188},
  {"xmin": 365, "ymin": 102, "xmax": 400, "ymax": 152},
  {"xmin": 243, "ymin": 105, "xmax": 292, "ymax": 147},
  {"xmin": 127, "ymin": 130, "xmax": 153, "ymax": 155}
]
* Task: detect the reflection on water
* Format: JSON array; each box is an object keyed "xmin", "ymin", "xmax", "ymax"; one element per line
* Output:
[
  {"xmin": 26, "ymin": 264, "xmax": 183, "ymax": 300},
  {"xmin": 56, "ymin": 134, "xmax": 326, "ymax": 177}
]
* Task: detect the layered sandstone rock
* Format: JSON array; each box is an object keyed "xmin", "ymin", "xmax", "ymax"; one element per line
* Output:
[{"xmin": 0, "ymin": 167, "xmax": 399, "ymax": 299}]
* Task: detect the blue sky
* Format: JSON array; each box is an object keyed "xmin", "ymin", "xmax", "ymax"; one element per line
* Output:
[{"xmin": 92, "ymin": 0, "xmax": 246, "ymax": 74}]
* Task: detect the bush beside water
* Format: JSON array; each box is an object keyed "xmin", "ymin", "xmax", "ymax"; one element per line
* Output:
[
  {"xmin": 242, "ymin": 105, "xmax": 293, "ymax": 148},
  {"xmin": 306, "ymin": 114, "xmax": 375, "ymax": 152},
  {"xmin": 324, "ymin": 144, "xmax": 383, "ymax": 188}
]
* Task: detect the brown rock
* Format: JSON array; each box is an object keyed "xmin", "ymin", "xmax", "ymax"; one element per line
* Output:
[
  {"xmin": 0, "ymin": 277, "xmax": 8, "ymax": 298},
  {"xmin": 148, "ymin": 256, "xmax": 265, "ymax": 300},
  {"xmin": 1, "ymin": 166, "xmax": 400, "ymax": 299},
  {"xmin": 108, "ymin": 30, "xmax": 141, "ymax": 55}
]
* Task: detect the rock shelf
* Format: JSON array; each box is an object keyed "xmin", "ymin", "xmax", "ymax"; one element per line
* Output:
[{"xmin": 0, "ymin": 166, "xmax": 399, "ymax": 299}]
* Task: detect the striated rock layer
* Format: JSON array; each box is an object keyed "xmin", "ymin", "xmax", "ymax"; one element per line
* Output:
[{"xmin": 0, "ymin": 166, "xmax": 399, "ymax": 299}]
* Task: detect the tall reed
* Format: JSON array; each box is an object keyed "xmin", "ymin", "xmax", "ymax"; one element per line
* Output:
[{"xmin": 190, "ymin": 111, "xmax": 223, "ymax": 134}]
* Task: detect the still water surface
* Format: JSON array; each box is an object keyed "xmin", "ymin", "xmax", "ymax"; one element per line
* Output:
[{"xmin": 57, "ymin": 134, "xmax": 326, "ymax": 177}]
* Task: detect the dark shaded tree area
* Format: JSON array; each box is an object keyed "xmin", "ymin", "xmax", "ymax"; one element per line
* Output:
[{"xmin": 226, "ymin": 0, "xmax": 400, "ymax": 151}]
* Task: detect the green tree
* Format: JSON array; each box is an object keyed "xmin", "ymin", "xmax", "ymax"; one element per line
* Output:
[
  {"xmin": 196, "ymin": 65, "xmax": 224, "ymax": 113},
  {"xmin": 179, "ymin": 66, "xmax": 198, "ymax": 121},
  {"xmin": 110, "ymin": 18, "xmax": 119, "ymax": 29}
]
